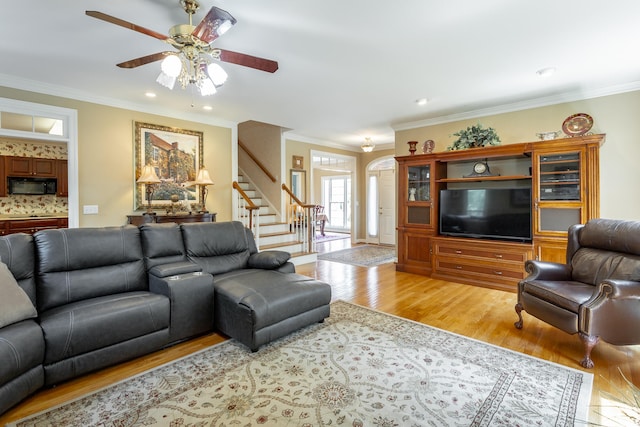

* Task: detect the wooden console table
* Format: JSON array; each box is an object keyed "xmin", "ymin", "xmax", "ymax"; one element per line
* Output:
[{"xmin": 127, "ymin": 212, "xmax": 216, "ymax": 226}]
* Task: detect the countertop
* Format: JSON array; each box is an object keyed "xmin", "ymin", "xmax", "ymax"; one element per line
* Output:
[{"xmin": 0, "ymin": 214, "xmax": 68, "ymax": 220}]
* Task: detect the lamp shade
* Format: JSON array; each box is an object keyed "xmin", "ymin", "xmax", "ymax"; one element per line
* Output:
[
  {"xmin": 137, "ymin": 165, "xmax": 161, "ymax": 184},
  {"xmin": 207, "ymin": 63, "xmax": 228, "ymax": 86},
  {"xmin": 195, "ymin": 168, "xmax": 214, "ymax": 185},
  {"xmin": 161, "ymin": 54, "xmax": 182, "ymax": 77}
]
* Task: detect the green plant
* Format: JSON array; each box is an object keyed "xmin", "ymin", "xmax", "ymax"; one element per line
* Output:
[{"xmin": 447, "ymin": 123, "xmax": 501, "ymax": 151}]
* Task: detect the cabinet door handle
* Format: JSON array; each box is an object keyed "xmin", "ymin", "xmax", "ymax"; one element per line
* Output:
[
  {"xmin": 494, "ymin": 271, "xmax": 503, "ymax": 275},
  {"xmin": 455, "ymin": 265, "xmax": 463, "ymax": 269},
  {"xmin": 494, "ymin": 254, "xmax": 503, "ymax": 258},
  {"xmin": 455, "ymin": 250, "xmax": 462, "ymax": 254}
]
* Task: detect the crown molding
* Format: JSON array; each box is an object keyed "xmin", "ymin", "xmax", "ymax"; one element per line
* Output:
[
  {"xmin": 0, "ymin": 74, "xmax": 237, "ymax": 130},
  {"xmin": 284, "ymin": 131, "xmax": 394, "ymax": 153},
  {"xmin": 392, "ymin": 80, "xmax": 640, "ymax": 131}
]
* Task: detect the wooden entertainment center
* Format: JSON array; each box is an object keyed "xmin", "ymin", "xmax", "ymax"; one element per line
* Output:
[{"xmin": 395, "ymin": 134, "xmax": 604, "ymax": 292}]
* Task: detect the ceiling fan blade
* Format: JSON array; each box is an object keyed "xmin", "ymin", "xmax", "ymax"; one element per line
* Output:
[
  {"xmin": 86, "ymin": 10, "xmax": 170, "ymax": 42},
  {"xmin": 117, "ymin": 52, "xmax": 173, "ymax": 69},
  {"xmin": 218, "ymin": 49, "xmax": 279, "ymax": 73},
  {"xmin": 192, "ymin": 6, "xmax": 237, "ymax": 44}
]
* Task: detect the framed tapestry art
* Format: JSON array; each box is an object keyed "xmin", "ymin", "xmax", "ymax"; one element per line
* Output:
[{"xmin": 134, "ymin": 122, "xmax": 203, "ymax": 211}]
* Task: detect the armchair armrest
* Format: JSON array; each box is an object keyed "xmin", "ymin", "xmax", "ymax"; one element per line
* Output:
[
  {"xmin": 523, "ymin": 260, "xmax": 572, "ymax": 281},
  {"xmin": 589, "ymin": 279, "xmax": 640, "ymax": 300},
  {"xmin": 580, "ymin": 279, "xmax": 640, "ymax": 345}
]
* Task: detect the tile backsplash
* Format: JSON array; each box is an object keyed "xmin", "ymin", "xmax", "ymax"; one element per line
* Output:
[
  {"xmin": 0, "ymin": 195, "xmax": 68, "ymax": 216},
  {"xmin": 0, "ymin": 138, "xmax": 68, "ymax": 216},
  {"xmin": 0, "ymin": 138, "xmax": 67, "ymax": 158}
]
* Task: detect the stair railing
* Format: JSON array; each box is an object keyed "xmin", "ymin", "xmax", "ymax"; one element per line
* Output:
[
  {"xmin": 238, "ymin": 140, "xmax": 277, "ymax": 183},
  {"xmin": 233, "ymin": 181, "xmax": 261, "ymax": 247},
  {"xmin": 282, "ymin": 183, "xmax": 317, "ymax": 254}
]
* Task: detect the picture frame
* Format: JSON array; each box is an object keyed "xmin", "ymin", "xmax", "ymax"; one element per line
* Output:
[
  {"xmin": 134, "ymin": 121, "xmax": 203, "ymax": 211},
  {"xmin": 292, "ymin": 155, "xmax": 304, "ymax": 170}
]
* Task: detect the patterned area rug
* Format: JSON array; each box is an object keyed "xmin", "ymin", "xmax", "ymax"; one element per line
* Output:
[
  {"xmin": 11, "ymin": 301, "xmax": 593, "ymax": 427},
  {"xmin": 318, "ymin": 244, "xmax": 396, "ymax": 267}
]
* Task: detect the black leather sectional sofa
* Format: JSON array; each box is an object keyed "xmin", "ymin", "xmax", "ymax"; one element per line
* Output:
[{"xmin": 0, "ymin": 221, "xmax": 331, "ymax": 415}]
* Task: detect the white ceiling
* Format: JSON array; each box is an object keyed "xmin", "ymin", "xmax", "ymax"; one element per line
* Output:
[{"xmin": 2, "ymin": 0, "xmax": 640, "ymax": 150}]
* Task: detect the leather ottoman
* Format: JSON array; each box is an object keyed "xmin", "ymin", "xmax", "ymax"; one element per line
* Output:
[{"xmin": 212, "ymin": 269, "xmax": 331, "ymax": 351}]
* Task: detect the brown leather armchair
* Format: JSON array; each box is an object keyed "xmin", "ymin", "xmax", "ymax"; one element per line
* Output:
[{"xmin": 515, "ymin": 218, "xmax": 640, "ymax": 368}]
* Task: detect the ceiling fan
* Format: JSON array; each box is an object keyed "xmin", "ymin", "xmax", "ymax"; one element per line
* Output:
[{"xmin": 86, "ymin": 0, "xmax": 278, "ymax": 94}]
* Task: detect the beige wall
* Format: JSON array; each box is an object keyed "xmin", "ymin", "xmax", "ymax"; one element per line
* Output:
[
  {"xmin": 0, "ymin": 86, "xmax": 234, "ymax": 227},
  {"xmin": 238, "ymin": 121, "xmax": 283, "ymax": 213},
  {"xmin": 4, "ymin": 84, "xmax": 636, "ymax": 232},
  {"xmin": 395, "ymin": 90, "xmax": 640, "ymax": 221}
]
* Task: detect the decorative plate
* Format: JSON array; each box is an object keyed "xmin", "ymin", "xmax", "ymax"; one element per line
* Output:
[
  {"xmin": 562, "ymin": 113, "xmax": 593, "ymax": 137},
  {"xmin": 422, "ymin": 139, "xmax": 435, "ymax": 154}
]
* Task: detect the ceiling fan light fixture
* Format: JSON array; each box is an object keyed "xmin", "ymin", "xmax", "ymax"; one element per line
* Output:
[
  {"xmin": 160, "ymin": 54, "xmax": 183, "ymax": 77},
  {"xmin": 156, "ymin": 71, "xmax": 177, "ymax": 90},
  {"xmin": 361, "ymin": 137, "xmax": 375, "ymax": 153},
  {"xmin": 199, "ymin": 77, "xmax": 217, "ymax": 96},
  {"xmin": 207, "ymin": 62, "xmax": 228, "ymax": 86}
]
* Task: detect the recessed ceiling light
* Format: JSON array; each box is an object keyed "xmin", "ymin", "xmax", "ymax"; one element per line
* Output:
[
  {"xmin": 536, "ymin": 67, "xmax": 556, "ymax": 77},
  {"xmin": 145, "ymin": 92, "xmax": 157, "ymax": 98},
  {"xmin": 416, "ymin": 98, "xmax": 428, "ymax": 106},
  {"xmin": 203, "ymin": 105, "xmax": 213, "ymax": 111}
]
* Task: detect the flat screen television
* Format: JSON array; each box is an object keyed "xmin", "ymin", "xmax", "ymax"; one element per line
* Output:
[{"xmin": 439, "ymin": 188, "xmax": 532, "ymax": 242}]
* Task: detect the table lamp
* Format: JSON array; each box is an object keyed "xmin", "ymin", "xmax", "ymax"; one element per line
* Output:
[
  {"xmin": 137, "ymin": 164, "xmax": 161, "ymax": 214},
  {"xmin": 195, "ymin": 167, "xmax": 214, "ymax": 213}
]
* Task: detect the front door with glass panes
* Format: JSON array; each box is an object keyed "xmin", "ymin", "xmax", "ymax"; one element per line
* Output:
[{"xmin": 321, "ymin": 175, "xmax": 351, "ymax": 232}]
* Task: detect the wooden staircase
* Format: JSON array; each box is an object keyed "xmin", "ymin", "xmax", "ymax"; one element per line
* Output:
[{"xmin": 236, "ymin": 174, "xmax": 316, "ymax": 265}]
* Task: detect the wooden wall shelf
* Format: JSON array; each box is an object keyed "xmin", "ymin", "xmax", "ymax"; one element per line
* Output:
[{"xmin": 437, "ymin": 174, "xmax": 531, "ymax": 183}]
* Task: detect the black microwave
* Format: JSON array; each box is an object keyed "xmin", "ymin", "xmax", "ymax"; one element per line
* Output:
[{"xmin": 7, "ymin": 177, "xmax": 57, "ymax": 195}]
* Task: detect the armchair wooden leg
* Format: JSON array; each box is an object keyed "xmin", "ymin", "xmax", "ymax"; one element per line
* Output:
[
  {"xmin": 579, "ymin": 333, "xmax": 600, "ymax": 369},
  {"xmin": 514, "ymin": 303, "xmax": 524, "ymax": 329}
]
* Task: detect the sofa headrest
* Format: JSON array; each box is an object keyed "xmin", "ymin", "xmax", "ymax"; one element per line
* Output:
[
  {"xmin": 180, "ymin": 221, "xmax": 252, "ymax": 275},
  {"xmin": 34, "ymin": 226, "xmax": 147, "ymax": 312},
  {"xmin": 140, "ymin": 222, "xmax": 187, "ymax": 269},
  {"xmin": 579, "ymin": 219, "xmax": 640, "ymax": 256},
  {"xmin": 35, "ymin": 226, "xmax": 143, "ymax": 271},
  {"xmin": 181, "ymin": 221, "xmax": 250, "ymax": 257}
]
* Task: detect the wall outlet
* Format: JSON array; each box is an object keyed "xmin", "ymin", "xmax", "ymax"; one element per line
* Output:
[{"xmin": 83, "ymin": 205, "xmax": 99, "ymax": 215}]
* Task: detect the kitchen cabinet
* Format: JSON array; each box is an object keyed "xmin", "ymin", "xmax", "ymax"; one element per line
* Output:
[
  {"xmin": 0, "ymin": 155, "xmax": 5, "ymax": 197},
  {"xmin": 57, "ymin": 159, "xmax": 68, "ymax": 197},
  {"xmin": 5, "ymin": 156, "xmax": 57, "ymax": 177},
  {"xmin": 4, "ymin": 217, "xmax": 68, "ymax": 235}
]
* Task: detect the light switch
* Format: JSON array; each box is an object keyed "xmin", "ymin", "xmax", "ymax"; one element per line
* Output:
[{"xmin": 83, "ymin": 205, "xmax": 99, "ymax": 215}]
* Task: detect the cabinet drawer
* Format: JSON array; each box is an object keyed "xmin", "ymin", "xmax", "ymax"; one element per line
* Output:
[
  {"xmin": 436, "ymin": 259, "xmax": 525, "ymax": 280},
  {"xmin": 435, "ymin": 245, "xmax": 527, "ymax": 262}
]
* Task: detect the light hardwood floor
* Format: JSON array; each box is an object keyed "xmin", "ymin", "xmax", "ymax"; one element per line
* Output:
[{"xmin": 1, "ymin": 237, "xmax": 638, "ymax": 425}]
